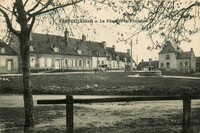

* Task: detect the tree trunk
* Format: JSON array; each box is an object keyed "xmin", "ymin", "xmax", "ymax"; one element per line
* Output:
[{"xmin": 19, "ymin": 33, "xmax": 35, "ymax": 133}]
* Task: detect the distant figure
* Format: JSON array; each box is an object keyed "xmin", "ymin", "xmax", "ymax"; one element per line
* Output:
[{"xmin": 94, "ymin": 84, "xmax": 98, "ymax": 88}]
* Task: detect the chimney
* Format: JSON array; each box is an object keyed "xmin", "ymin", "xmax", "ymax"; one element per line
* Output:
[
  {"xmin": 191, "ymin": 48, "xmax": 193, "ymax": 52},
  {"xmin": 141, "ymin": 59, "xmax": 144, "ymax": 62},
  {"xmin": 127, "ymin": 49, "xmax": 131, "ymax": 56},
  {"xmin": 82, "ymin": 34, "xmax": 86, "ymax": 43},
  {"xmin": 102, "ymin": 41, "xmax": 106, "ymax": 49},
  {"xmin": 64, "ymin": 28, "xmax": 69, "ymax": 43},
  {"xmin": 112, "ymin": 45, "xmax": 115, "ymax": 51}
]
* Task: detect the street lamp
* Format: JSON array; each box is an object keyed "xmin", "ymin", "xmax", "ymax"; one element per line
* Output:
[{"xmin": 130, "ymin": 40, "xmax": 133, "ymax": 72}]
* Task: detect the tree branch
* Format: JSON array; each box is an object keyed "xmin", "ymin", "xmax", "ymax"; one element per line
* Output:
[
  {"xmin": 0, "ymin": 8, "xmax": 19, "ymax": 37},
  {"xmin": 27, "ymin": 0, "xmax": 42, "ymax": 13},
  {"xmin": 28, "ymin": 16, "xmax": 35, "ymax": 35},
  {"xmin": 0, "ymin": 5, "xmax": 13, "ymax": 13},
  {"xmin": 23, "ymin": 0, "xmax": 29, "ymax": 7},
  {"xmin": 32, "ymin": 0, "xmax": 83, "ymax": 16}
]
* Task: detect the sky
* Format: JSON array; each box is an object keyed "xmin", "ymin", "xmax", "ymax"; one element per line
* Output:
[{"xmin": 0, "ymin": 0, "xmax": 199, "ymax": 63}]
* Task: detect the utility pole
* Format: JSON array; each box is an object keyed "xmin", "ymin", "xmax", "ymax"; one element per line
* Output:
[{"xmin": 130, "ymin": 40, "xmax": 133, "ymax": 72}]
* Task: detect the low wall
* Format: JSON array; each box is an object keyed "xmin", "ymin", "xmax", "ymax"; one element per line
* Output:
[{"xmin": 132, "ymin": 71, "xmax": 162, "ymax": 76}]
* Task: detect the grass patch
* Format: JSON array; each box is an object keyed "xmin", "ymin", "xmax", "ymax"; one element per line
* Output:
[{"xmin": 0, "ymin": 72, "xmax": 200, "ymax": 95}]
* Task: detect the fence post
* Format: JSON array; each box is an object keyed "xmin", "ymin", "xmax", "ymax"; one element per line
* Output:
[
  {"xmin": 66, "ymin": 95, "xmax": 74, "ymax": 133},
  {"xmin": 182, "ymin": 93, "xmax": 191, "ymax": 133}
]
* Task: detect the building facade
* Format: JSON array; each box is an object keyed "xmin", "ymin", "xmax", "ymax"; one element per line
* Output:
[
  {"xmin": 0, "ymin": 42, "xmax": 19, "ymax": 73},
  {"xmin": 158, "ymin": 43, "xmax": 196, "ymax": 73},
  {"xmin": 0, "ymin": 30, "xmax": 136, "ymax": 73}
]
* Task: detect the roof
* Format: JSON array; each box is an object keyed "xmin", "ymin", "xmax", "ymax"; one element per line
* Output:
[
  {"xmin": 137, "ymin": 60, "xmax": 159, "ymax": 69},
  {"xmin": 0, "ymin": 41, "xmax": 18, "ymax": 55},
  {"xmin": 30, "ymin": 33, "xmax": 94, "ymax": 56},
  {"xmin": 86, "ymin": 41, "xmax": 107, "ymax": 57},
  {"xmin": 9, "ymin": 33, "xmax": 108, "ymax": 57},
  {"xmin": 8, "ymin": 32, "xmax": 135, "ymax": 63},
  {"xmin": 106, "ymin": 47, "xmax": 136, "ymax": 63},
  {"xmin": 106, "ymin": 47, "xmax": 116, "ymax": 60},
  {"xmin": 115, "ymin": 51, "xmax": 132, "ymax": 62},
  {"xmin": 176, "ymin": 51, "xmax": 193, "ymax": 59},
  {"xmin": 159, "ymin": 43, "xmax": 182, "ymax": 54}
]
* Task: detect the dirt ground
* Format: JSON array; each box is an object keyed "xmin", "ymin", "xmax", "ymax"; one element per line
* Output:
[{"xmin": 1, "ymin": 100, "xmax": 200, "ymax": 133}]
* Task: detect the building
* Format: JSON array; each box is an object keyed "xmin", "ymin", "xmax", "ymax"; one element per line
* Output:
[
  {"xmin": 196, "ymin": 57, "xmax": 200, "ymax": 72},
  {"xmin": 1, "ymin": 30, "xmax": 136, "ymax": 73},
  {"xmin": 10, "ymin": 31, "xmax": 97, "ymax": 71},
  {"xmin": 158, "ymin": 42, "xmax": 196, "ymax": 73},
  {"xmin": 106, "ymin": 46, "xmax": 136, "ymax": 70},
  {"xmin": 137, "ymin": 59, "xmax": 159, "ymax": 71},
  {"xmin": 86, "ymin": 40, "xmax": 108, "ymax": 69},
  {"xmin": 0, "ymin": 41, "xmax": 19, "ymax": 73}
]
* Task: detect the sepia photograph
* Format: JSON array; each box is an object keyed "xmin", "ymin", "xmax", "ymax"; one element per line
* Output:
[{"xmin": 0, "ymin": 0, "xmax": 200, "ymax": 133}]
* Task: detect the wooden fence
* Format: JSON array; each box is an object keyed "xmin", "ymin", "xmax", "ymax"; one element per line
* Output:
[{"xmin": 37, "ymin": 93, "xmax": 200, "ymax": 133}]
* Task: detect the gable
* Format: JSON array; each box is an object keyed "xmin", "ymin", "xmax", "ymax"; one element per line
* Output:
[
  {"xmin": 0, "ymin": 41, "xmax": 18, "ymax": 56},
  {"xmin": 159, "ymin": 43, "xmax": 182, "ymax": 54}
]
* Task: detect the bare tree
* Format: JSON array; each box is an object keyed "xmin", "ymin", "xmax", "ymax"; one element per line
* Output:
[
  {"xmin": 115, "ymin": 0, "xmax": 200, "ymax": 49},
  {"xmin": 0, "ymin": 0, "xmax": 84, "ymax": 132}
]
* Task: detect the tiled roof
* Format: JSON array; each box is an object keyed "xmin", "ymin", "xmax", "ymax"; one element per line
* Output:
[
  {"xmin": 137, "ymin": 60, "xmax": 158, "ymax": 69},
  {"xmin": 8, "ymin": 32, "xmax": 135, "ymax": 63},
  {"xmin": 159, "ymin": 43, "xmax": 182, "ymax": 54},
  {"xmin": 86, "ymin": 41, "xmax": 107, "ymax": 57},
  {"xmin": 106, "ymin": 47, "xmax": 135, "ymax": 63},
  {"xmin": 0, "ymin": 41, "xmax": 18, "ymax": 55},
  {"xmin": 9, "ymin": 33, "xmax": 108, "ymax": 57},
  {"xmin": 176, "ymin": 51, "xmax": 193, "ymax": 59},
  {"xmin": 106, "ymin": 47, "xmax": 117, "ymax": 60},
  {"xmin": 29, "ymin": 33, "xmax": 93, "ymax": 56},
  {"xmin": 115, "ymin": 51, "xmax": 132, "ymax": 62}
]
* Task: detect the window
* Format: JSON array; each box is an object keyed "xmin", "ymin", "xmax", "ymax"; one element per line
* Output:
[
  {"xmin": 98, "ymin": 60, "xmax": 100, "ymax": 65},
  {"xmin": 166, "ymin": 62, "xmax": 170, "ymax": 69},
  {"xmin": 160, "ymin": 63, "xmax": 164, "ymax": 69},
  {"xmin": 6, "ymin": 60, "xmax": 12, "ymax": 71},
  {"xmin": 78, "ymin": 59, "xmax": 83, "ymax": 67},
  {"xmin": 124, "ymin": 57, "xmax": 127, "ymax": 62},
  {"xmin": 180, "ymin": 62, "xmax": 183, "ymax": 68},
  {"xmin": 30, "ymin": 57, "xmax": 35, "ymax": 67},
  {"xmin": 30, "ymin": 46, "xmax": 34, "ymax": 51},
  {"xmin": 116, "ymin": 56, "xmax": 119, "ymax": 61},
  {"xmin": 86, "ymin": 60, "xmax": 90, "ymax": 67},
  {"xmin": 65, "ymin": 59, "xmax": 68, "ymax": 68},
  {"xmin": 0, "ymin": 48, "xmax": 5, "ymax": 53},
  {"xmin": 185, "ymin": 62, "xmax": 188, "ymax": 68},
  {"xmin": 113, "ymin": 62, "xmax": 115, "ymax": 67},
  {"xmin": 165, "ymin": 54, "xmax": 170, "ymax": 60},
  {"xmin": 102, "ymin": 61, "xmax": 104, "ymax": 65},
  {"xmin": 53, "ymin": 47, "xmax": 59, "ymax": 53},
  {"xmin": 77, "ymin": 50, "xmax": 82, "ymax": 54},
  {"xmin": 68, "ymin": 59, "xmax": 73, "ymax": 67}
]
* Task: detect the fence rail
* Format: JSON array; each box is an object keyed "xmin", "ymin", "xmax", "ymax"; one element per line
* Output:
[{"xmin": 37, "ymin": 94, "xmax": 200, "ymax": 133}]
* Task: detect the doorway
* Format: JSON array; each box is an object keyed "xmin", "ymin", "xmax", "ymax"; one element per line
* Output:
[
  {"xmin": 7, "ymin": 60, "xmax": 12, "ymax": 71},
  {"xmin": 55, "ymin": 59, "xmax": 60, "ymax": 69}
]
